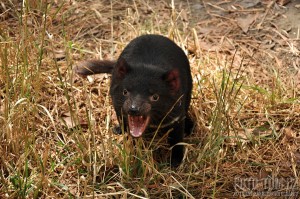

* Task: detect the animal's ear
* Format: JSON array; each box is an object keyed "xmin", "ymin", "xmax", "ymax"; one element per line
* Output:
[
  {"xmin": 163, "ymin": 69, "xmax": 180, "ymax": 93},
  {"xmin": 114, "ymin": 58, "xmax": 130, "ymax": 79}
]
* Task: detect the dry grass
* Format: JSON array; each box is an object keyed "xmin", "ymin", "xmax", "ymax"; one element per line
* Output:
[{"xmin": 0, "ymin": 0, "xmax": 299, "ymax": 198}]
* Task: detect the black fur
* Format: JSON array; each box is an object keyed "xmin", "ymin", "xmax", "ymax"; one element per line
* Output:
[{"xmin": 75, "ymin": 34, "xmax": 193, "ymax": 167}]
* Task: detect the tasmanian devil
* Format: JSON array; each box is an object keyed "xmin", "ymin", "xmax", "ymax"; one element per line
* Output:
[{"xmin": 75, "ymin": 34, "xmax": 193, "ymax": 167}]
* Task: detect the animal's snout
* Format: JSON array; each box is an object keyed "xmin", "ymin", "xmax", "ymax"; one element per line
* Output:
[{"xmin": 128, "ymin": 105, "xmax": 140, "ymax": 116}]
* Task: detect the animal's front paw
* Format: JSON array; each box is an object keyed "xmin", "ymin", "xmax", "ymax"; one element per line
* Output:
[
  {"xmin": 170, "ymin": 145, "xmax": 184, "ymax": 168},
  {"xmin": 171, "ymin": 157, "xmax": 182, "ymax": 168},
  {"xmin": 185, "ymin": 115, "xmax": 195, "ymax": 136}
]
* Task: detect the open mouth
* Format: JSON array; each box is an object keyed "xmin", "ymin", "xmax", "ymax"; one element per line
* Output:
[{"xmin": 128, "ymin": 115, "xmax": 150, "ymax": 137}]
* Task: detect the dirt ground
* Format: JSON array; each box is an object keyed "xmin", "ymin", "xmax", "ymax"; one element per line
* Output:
[
  {"xmin": 183, "ymin": 1, "xmax": 300, "ymax": 117},
  {"xmin": 188, "ymin": 0, "xmax": 300, "ymax": 40},
  {"xmin": 185, "ymin": 0, "xmax": 300, "ymax": 74}
]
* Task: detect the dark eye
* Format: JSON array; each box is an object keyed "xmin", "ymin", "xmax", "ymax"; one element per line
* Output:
[
  {"xmin": 150, "ymin": 94, "xmax": 159, "ymax": 101},
  {"xmin": 123, "ymin": 89, "xmax": 129, "ymax": 96}
]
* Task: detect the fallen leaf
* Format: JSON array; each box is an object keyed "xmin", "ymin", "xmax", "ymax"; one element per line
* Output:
[
  {"xmin": 197, "ymin": 27, "xmax": 214, "ymax": 35},
  {"xmin": 60, "ymin": 112, "xmax": 77, "ymax": 129},
  {"xmin": 236, "ymin": 14, "xmax": 257, "ymax": 33},
  {"xmin": 236, "ymin": 0, "xmax": 261, "ymax": 9},
  {"xmin": 283, "ymin": 127, "xmax": 300, "ymax": 140},
  {"xmin": 293, "ymin": 151, "xmax": 300, "ymax": 164},
  {"xmin": 277, "ymin": 0, "xmax": 291, "ymax": 6},
  {"xmin": 225, "ymin": 128, "xmax": 253, "ymax": 146},
  {"xmin": 199, "ymin": 41, "xmax": 219, "ymax": 51},
  {"xmin": 252, "ymin": 124, "xmax": 273, "ymax": 137}
]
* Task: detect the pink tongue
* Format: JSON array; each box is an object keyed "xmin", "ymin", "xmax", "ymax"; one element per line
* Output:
[{"xmin": 128, "ymin": 115, "xmax": 149, "ymax": 137}]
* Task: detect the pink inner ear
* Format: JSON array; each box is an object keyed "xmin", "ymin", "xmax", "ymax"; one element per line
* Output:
[{"xmin": 166, "ymin": 69, "xmax": 180, "ymax": 92}]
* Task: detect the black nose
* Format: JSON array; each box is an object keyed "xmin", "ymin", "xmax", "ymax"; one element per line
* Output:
[{"xmin": 128, "ymin": 105, "xmax": 140, "ymax": 115}]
